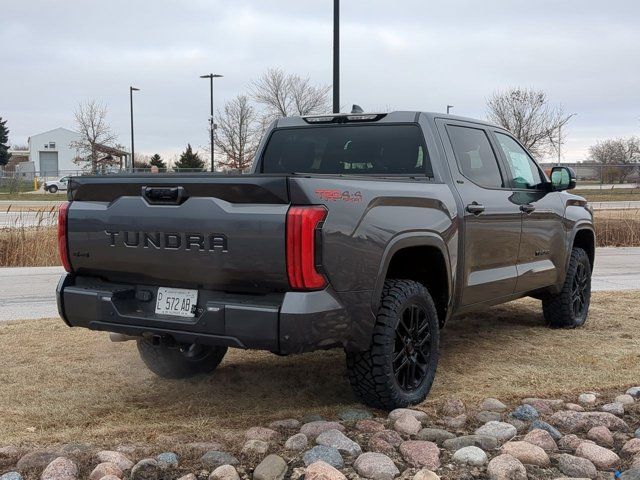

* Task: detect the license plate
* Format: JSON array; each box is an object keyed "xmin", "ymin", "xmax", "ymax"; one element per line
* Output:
[{"xmin": 155, "ymin": 287, "xmax": 198, "ymax": 318}]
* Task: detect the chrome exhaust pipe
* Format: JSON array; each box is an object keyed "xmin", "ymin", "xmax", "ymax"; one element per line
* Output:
[{"xmin": 109, "ymin": 333, "xmax": 139, "ymax": 343}]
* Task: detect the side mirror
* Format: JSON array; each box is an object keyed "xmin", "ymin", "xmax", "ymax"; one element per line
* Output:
[{"xmin": 550, "ymin": 166, "xmax": 576, "ymax": 191}]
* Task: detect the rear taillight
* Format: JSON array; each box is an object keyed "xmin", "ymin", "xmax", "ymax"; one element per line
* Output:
[
  {"xmin": 58, "ymin": 201, "xmax": 72, "ymax": 272},
  {"xmin": 286, "ymin": 205, "xmax": 327, "ymax": 290}
]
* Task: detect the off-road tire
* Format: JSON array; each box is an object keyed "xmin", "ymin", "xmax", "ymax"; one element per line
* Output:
[
  {"xmin": 346, "ymin": 279, "xmax": 439, "ymax": 410},
  {"xmin": 48, "ymin": 185, "xmax": 58, "ymax": 193},
  {"xmin": 542, "ymin": 247, "xmax": 591, "ymax": 328},
  {"xmin": 137, "ymin": 338, "xmax": 227, "ymax": 379}
]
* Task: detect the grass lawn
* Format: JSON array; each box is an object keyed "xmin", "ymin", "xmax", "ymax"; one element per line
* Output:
[
  {"xmin": 1, "ymin": 291, "xmax": 638, "ymax": 448},
  {"xmin": 573, "ymin": 188, "xmax": 640, "ymax": 203},
  {"xmin": 0, "ymin": 193, "xmax": 66, "ymax": 201}
]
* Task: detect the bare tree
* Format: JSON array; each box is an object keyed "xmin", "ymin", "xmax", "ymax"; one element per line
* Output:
[
  {"xmin": 70, "ymin": 100, "xmax": 118, "ymax": 173},
  {"xmin": 250, "ymin": 68, "xmax": 331, "ymax": 122},
  {"xmin": 133, "ymin": 153, "xmax": 152, "ymax": 171},
  {"xmin": 589, "ymin": 136, "xmax": 640, "ymax": 183},
  {"xmin": 214, "ymin": 95, "xmax": 261, "ymax": 172},
  {"xmin": 486, "ymin": 87, "xmax": 574, "ymax": 158}
]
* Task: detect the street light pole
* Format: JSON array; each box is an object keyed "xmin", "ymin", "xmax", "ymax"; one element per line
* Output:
[
  {"xmin": 129, "ymin": 86, "xmax": 140, "ymax": 172},
  {"xmin": 446, "ymin": 105, "xmax": 454, "ymax": 114},
  {"xmin": 333, "ymin": 0, "xmax": 340, "ymax": 113},
  {"xmin": 200, "ymin": 73, "xmax": 223, "ymax": 172},
  {"xmin": 557, "ymin": 124, "xmax": 561, "ymax": 165}
]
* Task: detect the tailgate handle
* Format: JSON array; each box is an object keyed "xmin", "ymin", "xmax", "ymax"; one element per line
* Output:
[{"xmin": 142, "ymin": 186, "xmax": 188, "ymax": 204}]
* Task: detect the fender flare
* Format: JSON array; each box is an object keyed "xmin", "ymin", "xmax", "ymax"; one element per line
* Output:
[
  {"xmin": 560, "ymin": 223, "xmax": 596, "ymax": 286},
  {"xmin": 371, "ymin": 231, "xmax": 453, "ymax": 314}
]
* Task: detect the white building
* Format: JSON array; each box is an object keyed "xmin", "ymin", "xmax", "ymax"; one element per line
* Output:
[{"xmin": 28, "ymin": 127, "xmax": 81, "ymax": 176}]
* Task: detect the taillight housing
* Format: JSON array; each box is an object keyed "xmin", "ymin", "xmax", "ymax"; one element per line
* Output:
[
  {"xmin": 58, "ymin": 201, "xmax": 72, "ymax": 272},
  {"xmin": 286, "ymin": 205, "xmax": 327, "ymax": 290}
]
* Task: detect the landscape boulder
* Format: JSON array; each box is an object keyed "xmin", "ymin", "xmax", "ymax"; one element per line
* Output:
[
  {"xmin": 41, "ymin": 457, "xmax": 77, "ymax": 480},
  {"xmin": 399, "ymin": 441, "xmax": 440, "ymax": 469},
  {"xmin": 353, "ymin": 452, "xmax": 399, "ymax": 480},
  {"xmin": 486, "ymin": 454, "xmax": 527, "ymax": 480},
  {"xmin": 304, "ymin": 461, "xmax": 346, "ymax": 480}
]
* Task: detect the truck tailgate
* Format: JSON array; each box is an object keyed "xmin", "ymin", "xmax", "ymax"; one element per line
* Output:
[{"xmin": 66, "ymin": 175, "xmax": 290, "ymax": 293}]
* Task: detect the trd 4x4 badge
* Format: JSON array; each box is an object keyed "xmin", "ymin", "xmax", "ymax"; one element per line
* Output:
[{"xmin": 315, "ymin": 189, "xmax": 363, "ymax": 202}]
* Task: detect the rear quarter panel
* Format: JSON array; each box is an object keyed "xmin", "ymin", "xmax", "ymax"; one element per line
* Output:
[{"xmin": 289, "ymin": 176, "xmax": 458, "ymax": 304}]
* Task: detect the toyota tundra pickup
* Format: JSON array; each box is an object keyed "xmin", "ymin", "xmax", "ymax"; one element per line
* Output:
[{"xmin": 56, "ymin": 111, "xmax": 595, "ymax": 409}]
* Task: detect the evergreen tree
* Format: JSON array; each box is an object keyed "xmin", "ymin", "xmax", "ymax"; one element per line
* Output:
[
  {"xmin": 149, "ymin": 153, "xmax": 166, "ymax": 170},
  {"xmin": 0, "ymin": 117, "xmax": 11, "ymax": 167},
  {"xmin": 174, "ymin": 144, "xmax": 205, "ymax": 171}
]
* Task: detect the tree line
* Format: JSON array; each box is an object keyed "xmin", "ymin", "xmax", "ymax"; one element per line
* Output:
[{"xmin": 1, "ymin": 79, "xmax": 638, "ymax": 182}]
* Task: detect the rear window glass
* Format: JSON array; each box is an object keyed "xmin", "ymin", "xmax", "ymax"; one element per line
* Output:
[{"xmin": 261, "ymin": 125, "xmax": 432, "ymax": 176}]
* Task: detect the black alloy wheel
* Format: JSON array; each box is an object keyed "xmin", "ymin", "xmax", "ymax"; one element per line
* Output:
[{"xmin": 393, "ymin": 304, "xmax": 432, "ymax": 392}]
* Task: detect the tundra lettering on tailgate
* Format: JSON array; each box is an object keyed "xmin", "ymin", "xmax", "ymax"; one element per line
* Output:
[{"xmin": 105, "ymin": 230, "xmax": 228, "ymax": 252}]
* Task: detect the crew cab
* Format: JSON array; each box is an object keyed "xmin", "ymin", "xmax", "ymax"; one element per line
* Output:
[{"xmin": 56, "ymin": 112, "xmax": 595, "ymax": 409}]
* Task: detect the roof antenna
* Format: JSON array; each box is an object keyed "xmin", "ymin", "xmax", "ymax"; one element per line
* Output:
[{"xmin": 351, "ymin": 104, "xmax": 364, "ymax": 114}]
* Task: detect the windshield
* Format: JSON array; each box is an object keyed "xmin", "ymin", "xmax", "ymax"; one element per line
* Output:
[{"xmin": 261, "ymin": 124, "xmax": 432, "ymax": 176}]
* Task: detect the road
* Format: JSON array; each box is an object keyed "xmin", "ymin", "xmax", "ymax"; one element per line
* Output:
[
  {"xmin": 574, "ymin": 183, "xmax": 638, "ymax": 190},
  {"xmin": 589, "ymin": 201, "xmax": 640, "ymax": 210},
  {"xmin": 0, "ymin": 210, "xmax": 57, "ymax": 228},
  {"xmin": 0, "ymin": 247, "xmax": 638, "ymax": 322}
]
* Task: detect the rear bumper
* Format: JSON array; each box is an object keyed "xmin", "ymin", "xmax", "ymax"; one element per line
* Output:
[{"xmin": 57, "ymin": 274, "xmax": 374, "ymax": 354}]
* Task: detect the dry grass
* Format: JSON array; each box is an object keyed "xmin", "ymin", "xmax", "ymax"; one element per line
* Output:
[
  {"xmin": 594, "ymin": 209, "xmax": 640, "ymax": 247},
  {"xmin": 0, "ymin": 291, "xmax": 638, "ymax": 448},
  {"xmin": 1, "ymin": 207, "xmax": 639, "ymax": 268},
  {"xmin": 0, "ymin": 207, "xmax": 58, "ymax": 267},
  {"xmin": 573, "ymin": 187, "xmax": 640, "ymax": 203}
]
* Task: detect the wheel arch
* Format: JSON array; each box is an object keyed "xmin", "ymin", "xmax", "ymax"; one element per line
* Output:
[
  {"xmin": 373, "ymin": 233, "xmax": 452, "ymax": 327},
  {"xmin": 571, "ymin": 226, "xmax": 595, "ymax": 271}
]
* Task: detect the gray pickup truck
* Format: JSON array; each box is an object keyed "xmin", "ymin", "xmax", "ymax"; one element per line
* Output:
[{"xmin": 56, "ymin": 111, "xmax": 594, "ymax": 409}]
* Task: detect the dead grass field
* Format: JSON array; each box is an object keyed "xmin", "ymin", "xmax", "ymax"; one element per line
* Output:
[
  {"xmin": 1, "ymin": 208, "xmax": 639, "ymax": 268},
  {"xmin": 1, "ymin": 291, "xmax": 638, "ymax": 448},
  {"xmin": 573, "ymin": 188, "xmax": 640, "ymax": 203}
]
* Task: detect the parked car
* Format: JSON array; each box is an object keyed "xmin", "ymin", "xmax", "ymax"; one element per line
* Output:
[
  {"xmin": 43, "ymin": 176, "xmax": 69, "ymax": 193},
  {"xmin": 55, "ymin": 111, "xmax": 594, "ymax": 409}
]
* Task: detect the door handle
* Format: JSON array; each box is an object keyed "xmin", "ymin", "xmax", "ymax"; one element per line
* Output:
[
  {"xmin": 466, "ymin": 202, "xmax": 485, "ymax": 215},
  {"xmin": 520, "ymin": 204, "xmax": 536, "ymax": 214}
]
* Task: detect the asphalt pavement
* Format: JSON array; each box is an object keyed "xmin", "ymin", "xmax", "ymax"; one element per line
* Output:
[{"xmin": 0, "ymin": 247, "xmax": 638, "ymax": 322}]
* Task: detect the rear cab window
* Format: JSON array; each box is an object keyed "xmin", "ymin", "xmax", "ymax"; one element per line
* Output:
[
  {"xmin": 260, "ymin": 124, "xmax": 433, "ymax": 176},
  {"xmin": 446, "ymin": 125, "xmax": 505, "ymax": 189}
]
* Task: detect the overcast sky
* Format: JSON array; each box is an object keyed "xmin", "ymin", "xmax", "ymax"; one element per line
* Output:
[{"xmin": 2, "ymin": 0, "xmax": 639, "ymax": 162}]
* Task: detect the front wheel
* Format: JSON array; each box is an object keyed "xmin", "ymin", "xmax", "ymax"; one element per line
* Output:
[
  {"xmin": 47, "ymin": 185, "xmax": 58, "ymax": 193},
  {"xmin": 542, "ymin": 247, "xmax": 592, "ymax": 328},
  {"xmin": 137, "ymin": 338, "xmax": 227, "ymax": 379},
  {"xmin": 346, "ymin": 279, "xmax": 439, "ymax": 410}
]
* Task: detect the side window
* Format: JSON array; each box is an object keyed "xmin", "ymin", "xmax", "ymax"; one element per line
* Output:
[
  {"xmin": 447, "ymin": 125, "xmax": 504, "ymax": 188},
  {"xmin": 495, "ymin": 132, "xmax": 543, "ymax": 189}
]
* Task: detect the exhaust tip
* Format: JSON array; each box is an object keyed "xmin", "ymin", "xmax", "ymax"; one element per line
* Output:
[{"xmin": 109, "ymin": 333, "xmax": 139, "ymax": 343}]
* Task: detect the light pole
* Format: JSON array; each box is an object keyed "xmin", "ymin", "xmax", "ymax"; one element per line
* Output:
[
  {"xmin": 129, "ymin": 86, "xmax": 140, "ymax": 172},
  {"xmin": 200, "ymin": 73, "xmax": 223, "ymax": 172},
  {"xmin": 333, "ymin": 0, "xmax": 340, "ymax": 113},
  {"xmin": 446, "ymin": 105, "xmax": 454, "ymax": 114}
]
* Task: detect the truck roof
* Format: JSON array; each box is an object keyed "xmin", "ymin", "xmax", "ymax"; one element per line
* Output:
[{"xmin": 276, "ymin": 111, "xmax": 500, "ymax": 129}]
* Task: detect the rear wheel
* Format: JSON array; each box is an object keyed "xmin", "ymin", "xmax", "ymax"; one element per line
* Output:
[
  {"xmin": 346, "ymin": 279, "xmax": 439, "ymax": 410},
  {"xmin": 137, "ymin": 338, "xmax": 227, "ymax": 379},
  {"xmin": 542, "ymin": 247, "xmax": 591, "ymax": 328}
]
